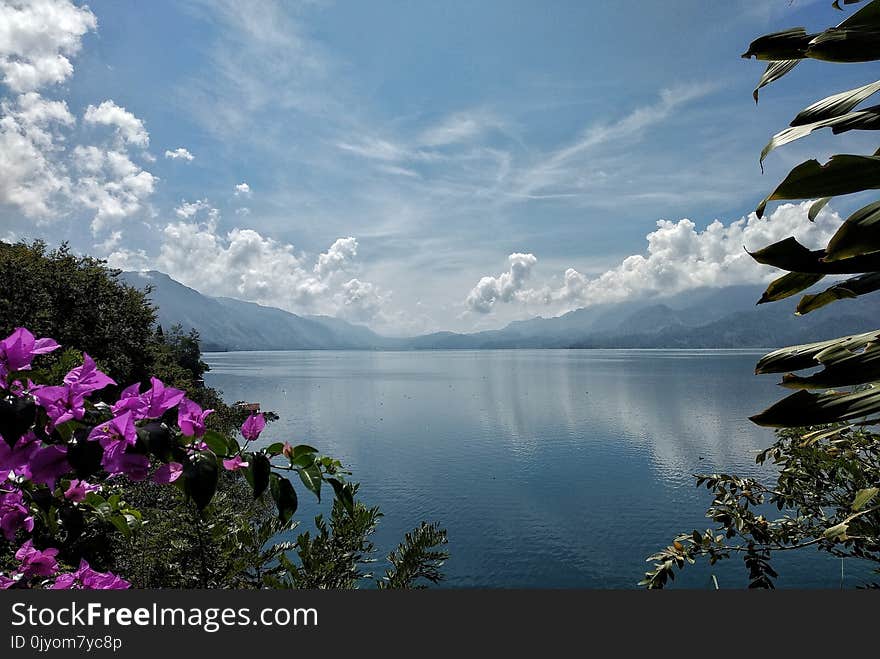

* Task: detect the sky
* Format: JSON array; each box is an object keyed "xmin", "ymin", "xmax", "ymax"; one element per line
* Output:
[{"xmin": 2, "ymin": 0, "xmax": 879, "ymax": 336}]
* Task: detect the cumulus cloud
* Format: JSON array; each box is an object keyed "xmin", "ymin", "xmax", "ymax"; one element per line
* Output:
[
  {"xmin": 83, "ymin": 100, "xmax": 149, "ymax": 148},
  {"xmin": 314, "ymin": 236, "xmax": 357, "ymax": 278},
  {"xmin": 0, "ymin": 0, "xmax": 97, "ymax": 93},
  {"xmin": 72, "ymin": 147, "xmax": 157, "ymax": 233},
  {"xmin": 104, "ymin": 217, "xmax": 387, "ymax": 323},
  {"xmin": 234, "ymin": 182, "xmax": 251, "ymax": 197},
  {"xmin": 0, "ymin": 91, "xmax": 73, "ymax": 217},
  {"xmin": 174, "ymin": 198, "xmax": 215, "ymax": 220},
  {"xmin": 466, "ymin": 202, "xmax": 841, "ymax": 315},
  {"xmin": 164, "ymin": 147, "xmax": 194, "ymax": 161},
  {"xmin": 466, "ymin": 252, "xmax": 538, "ymax": 313}
]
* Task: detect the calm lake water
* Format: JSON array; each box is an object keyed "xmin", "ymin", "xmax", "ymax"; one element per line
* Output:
[{"xmin": 203, "ymin": 349, "xmax": 874, "ymax": 589}]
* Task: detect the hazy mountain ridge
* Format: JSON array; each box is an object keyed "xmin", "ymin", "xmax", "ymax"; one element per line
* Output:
[{"xmin": 121, "ymin": 270, "xmax": 880, "ymax": 351}]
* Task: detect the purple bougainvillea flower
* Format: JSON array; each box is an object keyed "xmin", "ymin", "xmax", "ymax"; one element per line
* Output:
[
  {"xmin": 14, "ymin": 540, "xmax": 59, "ymax": 578},
  {"xmin": 33, "ymin": 356, "xmax": 114, "ymax": 428},
  {"xmin": 111, "ymin": 382, "xmax": 148, "ymax": 418},
  {"xmin": 143, "ymin": 378, "xmax": 185, "ymax": 419},
  {"xmin": 0, "ymin": 573, "xmax": 15, "ymax": 589},
  {"xmin": 63, "ymin": 479, "xmax": 100, "ymax": 503},
  {"xmin": 88, "ymin": 411, "xmax": 137, "ymax": 448},
  {"xmin": 222, "ymin": 455, "xmax": 249, "ymax": 472},
  {"xmin": 241, "ymin": 413, "xmax": 265, "ymax": 441},
  {"xmin": 178, "ymin": 398, "xmax": 213, "ymax": 438},
  {"xmin": 100, "ymin": 439, "xmax": 150, "ymax": 481},
  {"xmin": 63, "ymin": 353, "xmax": 115, "ymax": 395},
  {"xmin": 49, "ymin": 560, "xmax": 129, "ymax": 590},
  {"xmin": 0, "ymin": 328, "xmax": 60, "ymax": 384},
  {"xmin": 28, "ymin": 444, "xmax": 69, "ymax": 488},
  {"xmin": 0, "ymin": 431, "xmax": 39, "ymax": 479},
  {"xmin": 152, "ymin": 461, "xmax": 183, "ymax": 484},
  {"xmin": 0, "ymin": 489, "xmax": 34, "ymax": 541}
]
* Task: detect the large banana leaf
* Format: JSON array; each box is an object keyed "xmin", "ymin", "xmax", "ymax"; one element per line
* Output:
[
  {"xmin": 807, "ymin": 27, "xmax": 880, "ymax": 62},
  {"xmin": 809, "ymin": 197, "xmax": 832, "ymax": 220},
  {"xmin": 756, "ymin": 154, "xmax": 880, "ymax": 217},
  {"xmin": 742, "ymin": 28, "xmax": 816, "ymax": 61},
  {"xmin": 791, "ymin": 80, "xmax": 880, "ymax": 126},
  {"xmin": 824, "ymin": 199, "xmax": 880, "ymax": 261},
  {"xmin": 796, "ymin": 271, "xmax": 880, "ymax": 313},
  {"xmin": 753, "ymin": 60, "xmax": 800, "ymax": 102},
  {"xmin": 750, "ymin": 386, "xmax": 880, "ymax": 427},
  {"xmin": 781, "ymin": 342, "xmax": 880, "ymax": 389},
  {"xmin": 748, "ymin": 236, "xmax": 880, "ymax": 274},
  {"xmin": 755, "ymin": 330, "xmax": 880, "ymax": 374},
  {"xmin": 758, "ymin": 271, "xmax": 825, "ymax": 304},
  {"xmin": 760, "ymin": 105, "xmax": 880, "ymax": 166}
]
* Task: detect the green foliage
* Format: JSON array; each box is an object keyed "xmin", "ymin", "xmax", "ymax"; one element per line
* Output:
[
  {"xmin": 645, "ymin": 0, "xmax": 880, "ymax": 588},
  {"xmin": 0, "ymin": 241, "xmax": 155, "ymax": 385},
  {"xmin": 378, "ymin": 522, "xmax": 449, "ymax": 589},
  {"xmin": 642, "ymin": 425, "xmax": 880, "ymax": 589}
]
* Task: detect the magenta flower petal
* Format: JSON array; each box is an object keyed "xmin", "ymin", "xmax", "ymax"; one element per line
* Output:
[
  {"xmin": 0, "ymin": 489, "xmax": 34, "ymax": 541},
  {"xmin": 0, "ymin": 328, "xmax": 60, "ymax": 379},
  {"xmin": 63, "ymin": 479, "xmax": 100, "ymax": 503},
  {"xmin": 15, "ymin": 540, "xmax": 59, "ymax": 578},
  {"xmin": 143, "ymin": 378, "xmax": 185, "ymax": 419},
  {"xmin": 241, "ymin": 413, "xmax": 265, "ymax": 441},
  {"xmin": 222, "ymin": 455, "xmax": 249, "ymax": 471},
  {"xmin": 63, "ymin": 353, "xmax": 115, "ymax": 394},
  {"xmin": 152, "ymin": 462, "xmax": 183, "ymax": 484},
  {"xmin": 28, "ymin": 444, "xmax": 69, "ymax": 488},
  {"xmin": 178, "ymin": 398, "xmax": 213, "ymax": 438}
]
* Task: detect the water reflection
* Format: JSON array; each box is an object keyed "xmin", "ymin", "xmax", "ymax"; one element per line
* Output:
[{"xmin": 204, "ymin": 349, "xmax": 865, "ymax": 588}]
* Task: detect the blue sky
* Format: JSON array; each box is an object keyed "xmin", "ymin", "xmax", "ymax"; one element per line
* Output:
[{"xmin": 2, "ymin": 0, "xmax": 879, "ymax": 334}]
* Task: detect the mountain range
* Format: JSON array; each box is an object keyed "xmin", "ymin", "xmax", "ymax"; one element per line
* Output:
[{"xmin": 120, "ymin": 270, "xmax": 880, "ymax": 351}]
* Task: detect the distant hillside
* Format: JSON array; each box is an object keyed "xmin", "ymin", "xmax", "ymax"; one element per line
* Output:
[
  {"xmin": 120, "ymin": 271, "xmax": 393, "ymax": 351},
  {"xmin": 121, "ymin": 270, "xmax": 880, "ymax": 351}
]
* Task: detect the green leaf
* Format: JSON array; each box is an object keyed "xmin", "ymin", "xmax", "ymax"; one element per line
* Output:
[
  {"xmin": 290, "ymin": 452, "xmax": 316, "ymax": 468},
  {"xmin": 825, "ymin": 199, "xmax": 880, "ymax": 261},
  {"xmin": 298, "ymin": 464, "xmax": 322, "ymax": 501},
  {"xmin": 245, "ymin": 453, "xmax": 271, "ymax": 498},
  {"xmin": 327, "ymin": 477, "xmax": 355, "ymax": 515},
  {"xmin": 760, "ymin": 105, "xmax": 880, "ymax": 166},
  {"xmin": 183, "ymin": 451, "xmax": 219, "ymax": 511},
  {"xmin": 748, "ymin": 235, "xmax": 880, "ymax": 274},
  {"xmin": 806, "ymin": 27, "xmax": 880, "ymax": 63},
  {"xmin": 265, "ymin": 442, "xmax": 285, "ymax": 456},
  {"xmin": 742, "ymin": 27, "xmax": 815, "ymax": 61},
  {"xmin": 809, "ymin": 197, "xmax": 832, "ymax": 221},
  {"xmin": 791, "ymin": 79, "xmax": 880, "ymax": 126},
  {"xmin": 750, "ymin": 386, "xmax": 880, "ymax": 427},
  {"xmin": 202, "ymin": 430, "xmax": 230, "ymax": 456},
  {"xmin": 753, "ymin": 60, "xmax": 799, "ymax": 103},
  {"xmin": 758, "ymin": 271, "xmax": 825, "ymax": 304},
  {"xmin": 823, "ymin": 521, "xmax": 849, "ymax": 540},
  {"xmin": 852, "ymin": 487, "xmax": 879, "ymax": 511},
  {"xmin": 796, "ymin": 272, "xmax": 880, "ymax": 314},
  {"xmin": 270, "ymin": 473, "xmax": 298, "ymax": 523},
  {"xmin": 755, "ymin": 329, "xmax": 880, "ymax": 374},
  {"xmin": 757, "ymin": 155, "xmax": 880, "ymax": 218},
  {"xmin": 138, "ymin": 422, "xmax": 174, "ymax": 461},
  {"xmin": 292, "ymin": 444, "xmax": 319, "ymax": 458}
]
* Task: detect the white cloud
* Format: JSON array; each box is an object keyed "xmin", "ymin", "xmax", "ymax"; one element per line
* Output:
[
  {"xmin": 0, "ymin": 0, "xmax": 96, "ymax": 93},
  {"xmin": 129, "ymin": 219, "xmax": 387, "ymax": 322},
  {"xmin": 466, "ymin": 252, "xmax": 538, "ymax": 313},
  {"xmin": 467, "ymin": 202, "xmax": 841, "ymax": 315},
  {"xmin": 234, "ymin": 182, "xmax": 251, "ymax": 197},
  {"xmin": 0, "ymin": 92, "xmax": 73, "ymax": 217},
  {"xmin": 334, "ymin": 278, "xmax": 388, "ymax": 322},
  {"xmin": 94, "ymin": 229, "xmax": 122, "ymax": 252},
  {"xmin": 84, "ymin": 100, "xmax": 149, "ymax": 148},
  {"xmin": 314, "ymin": 236, "xmax": 357, "ymax": 278},
  {"xmin": 164, "ymin": 147, "xmax": 194, "ymax": 161},
  {"xmin": 515, "ymin": 83, "xmax": 715, "ymax": 198},
  {"xmin": 419, "ymin": 111, "xmax": 500, "ymax": 147},
  {"xmin": 235, "ymin": 207, "xmax": 251, "ymax": 216},
  {"xmin": 72, "ymin": 148, "xmax": 157, "ymax": 233},
  {"xmin": 174, "ymin": 198, "xmax": 214, "ymax": 220}
]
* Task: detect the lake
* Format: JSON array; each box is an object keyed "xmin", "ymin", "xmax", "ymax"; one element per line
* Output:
[{"xmin": 203, "ymin": 349, "xmax": 872, "ymax": 589}]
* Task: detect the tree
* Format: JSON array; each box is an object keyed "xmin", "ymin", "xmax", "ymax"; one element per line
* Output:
[{"xmin": 643, "ymin": 0, "xmax": 880, "ymax": 588}]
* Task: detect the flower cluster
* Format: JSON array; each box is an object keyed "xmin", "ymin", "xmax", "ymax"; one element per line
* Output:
[{"xmin": 1, "ymin": 326, "xmax": 336, "ymax": 590}]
